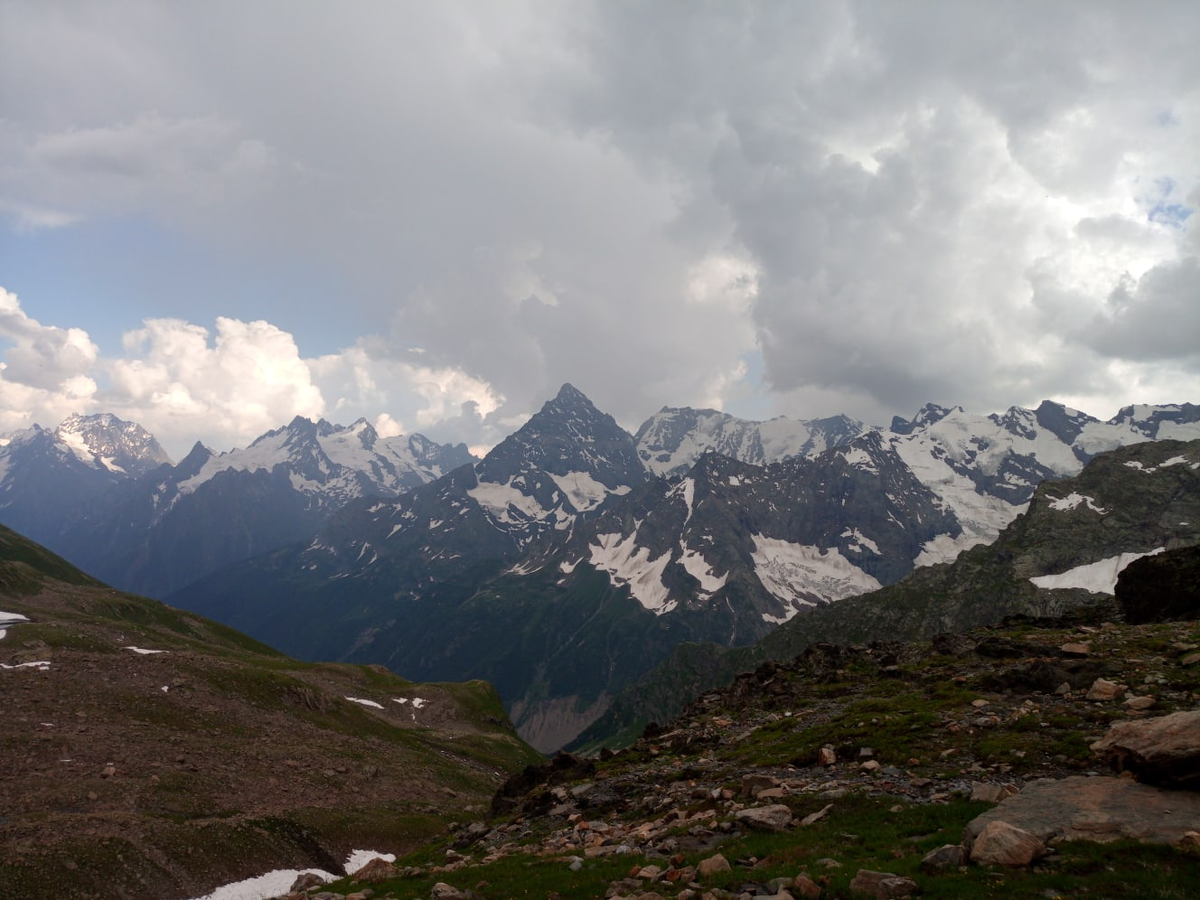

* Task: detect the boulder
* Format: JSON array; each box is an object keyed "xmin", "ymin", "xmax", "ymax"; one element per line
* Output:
[
  {"xmin": 734, "ymin": 804, "xmax": 794, "ymax": 831},
  {"xmin": 1115, "ymin": 545, "xmax": 1200, "ymax": 624},
  {"xmin": 965, "ymin": 775, "xmax": 1200, "ymax": 847},
  {"xmin": 968, "ymin": 820, "xmax": 1046, "ymax": 867},
  {"xmin": 1091, "ymin": 709, "xmax": 1200, "ymax": 788}
]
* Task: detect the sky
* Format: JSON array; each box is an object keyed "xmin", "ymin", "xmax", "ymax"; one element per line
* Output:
[{"xmin": 1, "ymin": 1, "xmax": 1198, "ymax": 460}]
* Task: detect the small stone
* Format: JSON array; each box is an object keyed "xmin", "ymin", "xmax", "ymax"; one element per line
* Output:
[
  {"xmin": 100, "ymin": 765, "xmax": 116, "ymax": 779},
  {"xmin": 741, "ymin": 774, "xmax": 782, "ymax": 797},
  {"xmin": 696, "ymin": 853, "xmax": 732, "ymax": 879},
  {"xmin": 800, "ymin": 803, "xmax": 833, "ymax": 826},
  {"xmin": 793, "ymin": 874, "xmax": 822, "ymax": 898},
  {"xmin": 970, "ymin": 782, "xmax": 1007, "ymax": 803},
  {"xmin": 1124, "ymin": 696, "xmax": 1156, "ymax": 711},
  {"xmin": 817, "ymin": 746, "xmax": 837, "ymax": 766},
  {"xmin": 920, "ymin": 843, "xmax": 966, "ymax": 873},
  {"xmin": 848, "ymin": 868, "xmax": 919, "ymax": 898},
  {"xmin": 1060, "ymin": 642, "xmax": 1091, "ymax": 655},
  {"xmin": 289, "ymin": 872, "xmax": 326, "ymax": 892},
  {"xmin": 860, "ymin": 759, "xmax": 881, "ymax": 772},
  {"xmin": 354, "ymin": 858, "xmax": 400, "ymax": 883},
  {"xmin": 969, "ymin": 820, "xmax": 1047, "ymax": 867},
  {"xmin": 1086, "ymin": 678, "xmax": 1126, "ymax": 701},
  {"xmin": 1180, "ymin": 652, "xmax": 1200, "ymax": 667},
  {"xmin": 734, "ymin": 804, "xmax": 794, "ymax": 831},
  {"xmin": 971, "ymin": 699, "xmax": 990, "ymax": 708}
]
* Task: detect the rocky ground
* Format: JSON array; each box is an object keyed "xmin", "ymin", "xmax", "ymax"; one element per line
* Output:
[{"xmin": 303, "ymin": 610, "xmax": 1200, "ymax": 899}]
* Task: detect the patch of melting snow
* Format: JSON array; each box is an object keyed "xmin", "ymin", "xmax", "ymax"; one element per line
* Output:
[
  {"xmin": 345, "ymin": 696, "xmax": 383, "ymax": 709},
  {"xmin": 0, "ymin": 609, "xmax": 29, "ymax": 640},
  {"xmin": 1046, "ymin": 492, "xmax": 1108, "ymax": 514},
  {"xmin": 185, "ymin": 849, "xmax": 396, "ymax": 900},
  {"xmin": 1, "ymin": 660, "xmax": 50, "ymax": 671},
  {"xmin": 1030, "ymin": 548, "xmax": 1166, "ymax": 595},
  {"xmin": 124, "ymin": 646, "xmax": 168, "ymax": 655}
]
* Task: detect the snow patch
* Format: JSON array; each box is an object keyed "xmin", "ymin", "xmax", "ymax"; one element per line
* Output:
[
  {"xmin": 589, "ymin": 531, "xmax": 675, "ymax": 615},
  {"xmin": 840, "ymin": 527, "xmax": 880, "ymax": 555},
  {"xmin": 186, "ymin": 849, "xmax": 395, "ymax": 900},
  {"xmin": 468, "ymin": 477, "xmax": 548, "ymax": 524},
  {"xmin": 0, "ymin": 610, "xmax": 29, "ymax": 641},
  {"xmin": 914, "ymin": 532, "xmax": 982, "ymax": 566},
  {"xmin": 839, "ymin": 446, "xmax": 878, "ymax": 473},
  {"xmin": 124, "ymin": 646, "xmax": 167, "ymax": 655},
  {"xmin": 751, "ymin": 535, "xmax": 882, "ymax": 623},
  {"xmin": 1030, "ymin": 548, "xmax": 1166, "ymax": 595},
  {"xmin": 1, "ymin": 660, "xmax": 50, "ymax": 670},
  {"xmin": 677, "ymin": 541, "xmax": 727, "ymax": 595},
  {"xmin": 548, "ymin": 470, "xmax": 628, "ymax": 512},
  {"xmin": 1047, "ymin": 493, "xmax": 1108, "ymax": 514},
  {"xmin": 1124, "ymin": 455, "xmax": 1193, "ymax": 474},
  {"xmin": 345, "ymin": 696, "xmax": 384, "ymax": 709}
]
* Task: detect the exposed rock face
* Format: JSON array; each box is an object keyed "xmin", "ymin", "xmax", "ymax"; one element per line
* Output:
[
  {"xmin": 1090, "ymin": 710, "xmax": 1200, "ymax": 788},
  {"xmin": 965, "ymin": 776, "xmax": 1200, "ymax": 847},
  {"xmin": 1116, "ymin": 545, "xmax": 1200, "ymax": 624}
]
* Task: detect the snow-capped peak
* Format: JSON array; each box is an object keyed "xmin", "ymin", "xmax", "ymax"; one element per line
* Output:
[{"xmin": 53, "ymin": 413, "xmax": 172, "ymax": 477}]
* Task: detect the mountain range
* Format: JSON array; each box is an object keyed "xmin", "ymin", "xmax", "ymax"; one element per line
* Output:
[{"xmin": 3, "ymin": 388, "xmax": 1198, "ymax": 751}]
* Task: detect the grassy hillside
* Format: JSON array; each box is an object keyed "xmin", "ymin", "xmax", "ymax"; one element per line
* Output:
[{"xmin": 0, "ymin": 524, "xmax": 541, "ymax": 900}]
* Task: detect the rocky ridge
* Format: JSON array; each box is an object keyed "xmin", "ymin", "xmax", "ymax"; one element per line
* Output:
[
  {"xmin": 299, "ymin": 608, "xmax": 1200, "ymax": 899},
  {"xmin": 575, "ymin": 437, "xmax": 1200, "ymax": 749}
]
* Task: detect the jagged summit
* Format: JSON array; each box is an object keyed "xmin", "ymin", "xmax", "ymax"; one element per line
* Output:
[
  {"xmin": 477, "ymin": 383, "xmax": 645, "ymax": 489},
  {"xmin": 54, "ymin": 412, "xmax": 172, "ymax": 476}
]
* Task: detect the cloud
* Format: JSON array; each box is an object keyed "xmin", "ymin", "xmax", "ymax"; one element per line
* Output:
[
  {"xmin": 0, "ymin": 288, "xmax": 99, "ymax": 432},
  {"xmin": 1079, "ymin": 257, "xmax": 1200, "ymax": 362},
  {"xmin": 1, "ymin": 2, "xmax": 1198, "ymax": 442}
]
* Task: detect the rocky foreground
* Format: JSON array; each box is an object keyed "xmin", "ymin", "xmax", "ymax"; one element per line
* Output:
[{"xmin": 291, "ymin": 612, "xmax": 1200, "ymax": 899}]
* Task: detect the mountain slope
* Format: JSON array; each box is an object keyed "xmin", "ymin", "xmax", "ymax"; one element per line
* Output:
[
  {"xmin": 41, "ymin": 417, "xmax": 473, "ymax": 598},
  {"xmin": 0, "ymin": 414, "xmax": 171, "ymax": 549},
  {"xmin": 573, "ymin": 437, "xmax": 1200, "ymax": 748},
  {"xmin": 0, "ymin": 523, "xmax": 539, "ymax": 900}
]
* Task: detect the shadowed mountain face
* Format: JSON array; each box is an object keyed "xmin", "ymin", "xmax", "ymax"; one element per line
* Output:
[
  {"xmin": 168, "ymin": 385, "xmax": 1200, "ymax": 752},
  {"xmin": 0, "ymin": 523, "xmax": 539, "ymax": 900},
  {"xmin": 572, "ymin": 438, "xmax": 1200, "ymax": 749},
  {"xmin": 0, "ymin": 413, "xmax": 474, "ymax": 598},
  {"xmin": 4, "ymin": 392, "xmax": 1199, "ymax": 753}
]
